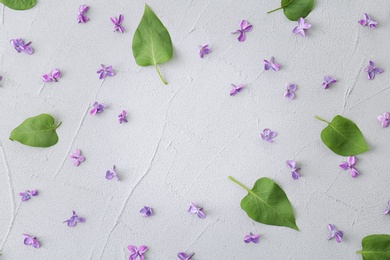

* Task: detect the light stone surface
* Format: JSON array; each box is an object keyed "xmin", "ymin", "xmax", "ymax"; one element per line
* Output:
[{"xmin": 0, "ymin": 0, "xmax": 389, "ymax": 259}]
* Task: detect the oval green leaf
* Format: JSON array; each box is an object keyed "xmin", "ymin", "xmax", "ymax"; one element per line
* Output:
[
  {"xmin": 132, "ymin": 4, "xmax": 173, "ymax": 85},
  {"xmin": 0, "ymin": 0, "xmax": 36, "ymax": 10},
  {"xmin": 9, "ymin": 114, "xmax": 61, "ymax": 148},
  {"xmin": 268, "ymin": 0, "xmax": 314, "ymax": 21},
  {"xmin": 357, "ymin": 234, "xmax": 390, "ymax": 260},
  {"xmin": 229, "ymin": 176, "xmax": 299, "ymax": 231}
]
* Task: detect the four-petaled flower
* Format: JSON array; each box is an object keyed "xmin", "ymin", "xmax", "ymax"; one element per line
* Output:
[
  {"xmin": 178, "ymin": 252, "xmax": 194, "ymax": 260},
  {"xmin": 199, "ymin": 44, "xmax": 210, "ymax": 58},
  {"xmin": 188, "ymin": 202, "xmax": 206, "ymax": 219},
  {"xmin": 77, "ymin": 5, "xmax": 89, "ymax": 24},
  {"xmin": 110, "ymin": 14, "xmax": 125, "ymax": 33},
  {"xmin": 42, "ymin": 69, "xmax": 61, "ymax": 82},
  {"xmin": 105, "ymin": 165, "xmax": 118, "ymax": 180},
  {"xmin": 264, "ymin": 57, "xmax": 280, "ymax": 71},
  {"xmin": 244, "ymin": 232, "xmax": 260, "ymax": 244},
  {"xmin": 358, "ymin": 13, "xmax": 378, "ymax": 29},
  {"xmin": 286, "ymin": 160, "xmax": 301, "ymax": 180},
  {"xmin": 364, "ymin": 61, "xmax": 383, "ymax": 80},
  {"xmin": 292, "ymin": 17, "xmax": 311, "ymax": 37},
  {"xmin": 10, "ymin": 38, "xmax": 33, "ymax": 55},
  {"xmin": 90, "ymin": 102, "xmax": 107, "ymax": 115},
  {"xmin": 322, "ymin": 76, "xmax": 337, "ymax": 89},
  {"xmin": 19, "ymin": 190, "xmax": 38, "ymax": 201},
  {"xmin": 284, "ymin": 83, "xmax": 297, "ymax": 100},
  {"xmin": 22, "ymin": 234, "xmax": 40, "ymax": 249},
  {"xmin": 260, "ymin": 128, "xmax": 277, "ymax": 143},
  {"xmin": 118, "ymin": 110, "xmax": 128, "ymax": 124},
  {"xmin": 97, "ymin": 64, "xmax": 115, "ymax": 79},
  {"xmin": 383, "ymin": 201, "xmax": 390, "ymax": 215},
  {"xmin": 128, "ymin": 245, "xmax": 147, "ymax": 260},
  {"xmin": 140, "ymin": 206, "xmax": 153, "ymax": 217},
  {"xmin": 232, "ymin": 20, "xmax": 253, "ymax": 42},
  {"xmin": 328, "ymin": 224, "xmax": 343, "ymax": 243},
  {"xmin": 230, "ymin": 84, "xmax": 243, "ymax": 96},
  {"xmin": 339, "ymin": 156, "xmax": 359, "ymax": 178},
  {"xmin": 63, "ymin": 211, "xmax": 86, "ymax": 227},
  {"xmin": 378, "ymin": 112, "xmax": 390, "ymax": 128},
  {"xmin": 69, "ymin": 149, "xmax": 85, "ymax": 166}
]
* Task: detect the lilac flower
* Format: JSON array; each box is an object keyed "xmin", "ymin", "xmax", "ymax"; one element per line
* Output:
[
  {"xmin": 110, "ymin": 14, "xmax": 125, "ymax": 33},
  {"xmin": 69, "ymin": 149, "xmax": 85, "ymax": 166},
  {"xmin": 178, "ymin": 252, "xmax": 194, "ymax": 260},
  {"xmin": 232, "ymin": 20, "xmax": 253, "ymax": 42},
  {"xmin": 0, "ymin": 76, "xmax": 3, "ymax": 81},
  {"xmin": 244, "ymin": 232, "xmax": 260, "ymax": 244},
  {"xmin": 383, "ymin": 201, "xmax": 390, "ymax": 215},
  {"xmin": 286, "ymin": 160, "xmax": 301, "ymax": 180},
  {"xmin": 63, "ymin": 211, "xmax": 85, "ymax": 227},
  {"xmin": 10, "ymin": 38, "xmax": 33, "ymax": 55},
  {"xmin": 19, "ymin": 190, "xmax": 38, "ymax": 201},
  {"xmin": 97, "ymin": 64, "xmax": 115, "ymax": 79},
  {"xmin": 140, "ymin": 206, "xmax": 153, "ymax": 217},
  {"xmin": 364, "ymin": 61, "xmax": 383, "ymax": 80},
  {"xmin": 42, "ymin": 69, "xmax": 61, "ymax": 82},
  {"xmin": 264, "ymin": 57, "xmax": 280, "ymax": 71},
  {"xmin": 128, "ymin": 245, "xmax": 147, "ymax": 260},
  {"xmin": 188, "ymin": 202, "xmax": 206, "ymax": 219},
  {"xmin": 105, "ymin": 165, "xmax": 118, "ymax": 180},
  {"xmin": 90, "ymin": 102, "xmax": 106, "ymax": 115},
  {"xmin": 198, "ymin": 44, "xmax": 210, "ymax": 58},
  {"xmin": 118, "ymin": 110, "xmax": 128, "ymax": 124},
  {"xmin": 339, "ymin": 156, "xmax": 359, "ymax": 178},
  {"xmin": 358, "ymin": 13, "xmax": 378, "ymax": 29},
  {"xmin": 230, "ymin": 84, "xmax": 243, "ymax": 96},
  {"xmin": 22, "ymin": 234, "xmax": 40, "ymax": 248},
  {"xmin": 284, "ymin": 83, "xmax": 297, "ymax": 100},
  {"xmin": 378, "ymin": 112, "xmax": 390, "ymax": 128},
  {"xmin": 328, "ymin": 224, "xmax": 343, "ymax": 243},
  {"xmin": 322, "ymin": 76, "xmax": 337, "ymax": 89},
  {"xmin": 292, "ymin": 17, "xmax": 311, "ymax": 37},
  {"xmin": 77, "ymin": 5, "xmax": 89, "ymax": 23},
  {"xmin": 260, "ymin": 128, "xmax": 277, "ymax": 143}
]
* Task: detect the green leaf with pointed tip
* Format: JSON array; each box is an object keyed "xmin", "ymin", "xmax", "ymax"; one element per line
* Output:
[
  {"xmin": 357, "ymin": 234, "xmax": 390, "ymax": 260},
  {"xmin": 132, "ymin": 4, "xmax": 173, "ymax": 85},
  {"xmin": 229, "ymin": 176, "xmax": 299, "ymax": 231},
  {"xmin": 315, "ymin": 115, "xmax": 369, "ymax": 156},
  {"xmin": 268, "ymin": 0, "xmax": 314, "ymax": 21},
  {"xmin": 10, "ymin": 114, "xmax": 61, "ymax": 148},
  {"xmin": 0, "ymin": 0, "xmax": 36, "ymax": 10}
]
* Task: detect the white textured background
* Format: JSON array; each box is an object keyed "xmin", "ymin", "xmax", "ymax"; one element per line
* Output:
[{"xmin": 0, "ymin": 0, "xmax": 389, "ymax": 259}]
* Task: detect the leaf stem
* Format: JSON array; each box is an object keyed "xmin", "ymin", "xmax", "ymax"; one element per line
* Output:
[
  {"xmin": 154, "ymin": 64, "xmax": 167, "ymax": 85},
  {"xmin": 228, "ymin": 176, "xmax": 251, "ymax": 193},
  {"xmin": 314, "ymin": 116, "xmax": 330, "ymax": 124},
  {"xmin": 267, "ymin": 0, "xmax": 292, "ymax": 14},
  {"xmin": 55, "ymin": 121, "xmax": 62, "ymax": 129}
]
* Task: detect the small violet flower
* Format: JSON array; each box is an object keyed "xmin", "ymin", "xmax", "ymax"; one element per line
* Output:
[
  {"xmin": 358, "ymin": 13, "xmax": 378, "ymax": 29},
  {"xmin": 292, "ymin": 17, "xmax": 311, "ymax": 37},
  {"xmin": 322, "ymin": 76, "xmax": 337, "ymax": 89},
  {"xmin": 97, "ymin": 64, "xmax": 115, "ymax": 79},
  {"xmin": 260, "ymin": 128, "xmax": 277, "ymax": 143},
  {"xmin": 10, "ymin": 38, "xmax": 33, "ymax": 55},
  {"xmin": 77, "ymin": 5, "xmax": 89, "ymax": 24},
  {"xmin": 69, "ymin": 149, "xmax": 85, "ymax": 166},
  {"xmin": 232, "ymin": 20, "xmax": 253, "ymax": 42},
  {"xmin": 198, "ymin": 44, "xmax": 210, "ymax": 58},
  {"xmin": 230, "ymin": 84, "xmax": 243, "ymax": 96},
  {"xmin": 383, "ymin": 200, "xmax": 390, "ymax": 215},
  {"xmin": 19, "ymin": 190, "xmax": 38, "ymax": 201},
  {"xmin": 111, "ymin": 14, "xmax": 125, "ymax": 33},
  {"xmin": 286, "ymin": 160, "xmax": 301, "ymax": 180},
  {"xmin": 244, "ymin": 232, "xmax": 260, "ymax": 244},
  {"xmin": 328, "ymin": 224, "xmax": 343, "ymax": 243},
  {"xmin": 178, "ymin": 252, "xmax": 194, "ymax": 260},
  {"xmin": 63, "ymin": 211, "xmax": 86, "ymax": 227},
  {"xmin": 339, "ymin": 156, "xmax": 359, "ymax": 178},
  {"xmin": 264, "ymin": 57, "xmax": 280, "ymax": 71},
  {"xmin": 284, "ymin": 83, "xmax": 297, "ymax": 100},
  {"xmin": 42, "ymin": 69, "xmax": 61, "ymax": 82},
  {"xmin": 22, "ymin": 234, "xmax": 40, "ymax": 249},
  {"xmin": 118, "ymin": 110, "xmax": 128, "ymax": 124},
  {"xmin": 378, "ymin": 112, "xmax": 390, "ymax": 128},
  {"xmin": 364, "ymin": 61, "xmax": 383, "ymax": 80},
  {"xmin": 139, "ymin": 206, "xmax": 153, "ymax": 217},
  {"xmin": 105, "ymin": 165, "xmax": 118, "ymax": 180},
  {"xmin": 90, "ymin": 102, "xmax": 106, "ymax": 115},
  {"xmin": 188, "ymin": 202, "xmax": 206, "ymax": 219},
  {"xmin": 128, "ymin": 245, "xmax": 147, "ymax": 260}
]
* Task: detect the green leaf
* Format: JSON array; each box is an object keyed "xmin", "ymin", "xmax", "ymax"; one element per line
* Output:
[
  {"xmin": 0, "ymin": 0, "xmax": 36, "ymax": 10},
  {"xmin": 132, "ymin": 4, "xmax": 173, "ymax": 85},
  {"xmin": 228, "ymin": 176, "xmax": 299, "ymax": 231},
  {"xmin": 268, "ymin": 0, "xmax": 314, "ymax": 21},
  {"xmin": 9, "ymin": 114, "xmax": 61, "ymax": 148},
  {"xmin": 357, "ymin": 234, "xmax": 390, "ymax": 260},
  {"xmin": 315, "ymin": 115, "xmax": 369, "ymax": 156}
]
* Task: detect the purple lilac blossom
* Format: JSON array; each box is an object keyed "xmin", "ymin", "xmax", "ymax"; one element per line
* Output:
[
  {"xmin": 77, "ymin": 5, "xmax": 89, "ymax": 23},
  {"xmin": 383, "ymin": 201, "xmax": 390, "ymax": 215},
  {"xmin": 69, "ymin": 149, "xmax": 85, "ymax": 166},
  {"xmin": 97, "ymin": 64, "xmax": 115, "ymax": 79},
  {"xmin": 284, "ymin": 83, "xmax": 297, "ymax": 100},
  {"xmin": 139, "ymin": 206, "xmax": 153, "ymax": 217},
  {"xmin": 10, "ymin": 38, "xmax": 33, "ymax": 54},
  {"xmin": 178, "ymin": 252, "xmax": 194, "ymax": 260},
  {"xmin": 264, "ymin": 57, "xmax": 280, "ymax": 71},
  {"xmin": 63, "ymin": 211, "xmax": 85, "ymax": 227},
  {"xmin": 111, "ymin": 14, "xmax": 125, "ymax": 33},
  {"xmin": 322, "ymin": 76, "xmax": 337, "ymax": 89},
  {"xmin": 244, "ymin": 232, "xmax": 260, "ymax": 243},
  {"xmin": 358, "ymin": 13, "xmax": 378, "ymax": 29},
  {"xmin": 90, "ymin": 102, "xmax": 106, "ymax": 115},
  {"xmin": 188, "ymin": 202, "xmax": 206, "ymax": 219},
  {"xmin": 286, "ymin": 160, "xmax": 301, "ymax": 180},
  {"xmin": 198, "ymin": 44, "xmax": 210, "ymax": 58},
  {"xmin": 118, "ymin": 110, "xmax": 128, "ymax": 124},
  {"xmin": 230, "ymin": 84, "xmax": 243, "ymax": 96},
  {"xmin": 22, "ymin": 234, "xmax": 40, "ymax": 248},
  {"xmin": 19, "ymin": 190, "xmax": 38, "ymax": 201},
  {"xmin": 42, "ymin": 69, "xmax": 61, "ymax": 82},
  {"xmin": 378, "ymin": 113, "xmax": 390, "ymax": 128},
  {"xmin": 232, "ymin": 20, "xmax": 253, "ymax": 42},
  {"xmin": 128, "ymin": 245, "xmax": 147, "ymax": 260},
  {"xmin": 292, "ymin": 18, "xmax": 311, "ymax": 37},
  {"xmin": 105, "ymin": 166, "xmax": 118, "ymax": 180},
  {"xmin": 328, "ymin": 224, "xmax": 343, "ymax": 243},
  {"xmin": 260, "ymin": 128, "xmax": 277, "ymax": 143},
  {"xmin": 364, "ymin": 61, "xmax": 383, "ymax": 80},
  {"xmin": 339, "ymin": 156, "xmax": 359, "ymax": 178}
]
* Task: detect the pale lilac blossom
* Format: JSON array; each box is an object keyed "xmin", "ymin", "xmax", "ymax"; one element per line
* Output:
[
  {"xmin": 286, "ymin": 160, "xmax": 301, "ymax": 180},
  {"xmin": 244, "ymin": 232, "xmax": 260, "ymax": 243},
  {"xmin": 118, "ymin": 110, "xmax": 128, "ymax": 124},
  {"xmin": 339, "ymin": 156, "xmax": 359, "ymax": 178},
  {"xmin": 198, "ymin": 44, "xmax": 210, "ymax": 58},
  {"xmin": 188, "ymin": 202, "xmax": 206, "ymax": 219},
  {"xmin": 230, "ymin": 84, "xmax": 243, "ymax": 96},
  {"xmin": 42, "ymin": 69, "xmax": 61, "ymax": 82},
  {"xmin": 322, "ymin": 76, "xmax": 337, "ymax": 89},
  {"xmin": 364, "ymin": 61, "xmax": 383, "ymax": 80},
  {"xmin": 140, "ymin": 206, "xmax": 153, "ymax": 217},
  {"xmin": 10, "ymin": 38, "xmax": 33, "ymax": 54},
  {"xmin": 97, "ymin": 64, "xmax": 115, "ymax": 79},
  {"xmin": 105, "ymin": 166, "xmax": 118, "ymax": 180},
  {"xmin": 292, "ymin": 17, "xmax": 311, "ymax": 37},
  {"xmin": 63, "ymin": 211, "xmax": 85, "ymax": 227},
  {"xmin": 358, "ymin": 13, "xmax": 378, "ymax": 29},
  {"xmin": 328, "ymin": 224, "xmax": 343, "ymax": 243},
  {"xmin": 383, "ymin": 201, "xmax": 390, "ymax": 215},
  {"xmin": 22, "ymin": 234, "xmax": 40, "ymax": 248},
  {"xmin": 260, "ymin": 128, "xmax": 277, "ymax": 143},
  {"xmin": 19, "ymin": 190, "xmax": 38, "ymax": 201},
  {"xmin": 232, "ymin": 20, "xmax": 253, "ymax": 42},
  {"xmin": 284, "ymin": 83, "xmax": 297, "ymax": 100},
  {"xmin": 111, "ymin": 14, "xmax": 125, "ymax": 33},
  {"xmin": 178, "ymin": 252, "xmax": 194, "ymax": 260},
  {"xmin": 77, "ymin": 5, "xmax": 89, "ymax": 23},
  {"xmin": 90, "ymin": 102, "xmax": 106, "ymax": 115},
  {"xmin": 378, "ymin": 113, "xmax": 390, "ymax": 128},
  {"xmin": 128, "ymin": 245, "xmax": 147, "ymax": 260},
  {"xmin": 69, "ymin": 149, "xmax": 85, "ymax": 166},
  {"xmin": 264, "ymin": 57, "xmax": 280, "ymax": 71}
]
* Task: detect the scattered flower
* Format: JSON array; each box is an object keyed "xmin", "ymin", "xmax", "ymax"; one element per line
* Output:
[
  {"xmin": 63, "ymin": 211, "xmax": 85, "ymax": 227},
  {"xmin": 118, "ymin": 110, "xmax": 128, "ymax": 124},
  {"xmin": 322, "ymin": 76, "xmax": 337, "ymax": 89},
  {"xmin": 378, "ymin": 112, "xmax": 390, "ymax": 128},
  {"xmin": 264, "ymin": 57, "xmax": 280, "ymax": 71},
  {"xmin": 286, "ymin": 160, "xmax": 301, "ymax": 180},
  {"xmin": 139, "ymin": 206, "xmax": 153, "ymax": 217},
  {"xmin": 0, "ymin": 76, "xmax": 3, "ymax": 81},
  {"xmin": 364, "ymin": 61, "xmax": 383, "ymax": 80},
  {"xmin": 111, "ymin": 14, "xmax": 125, "ymax": 33},
  {"xmin": 188, "ymin": 202, "xmax": 206, "ymax": 219},
  {"xmin": 10, "ymin": 38, "xmax": 33, "ymax": 55},
  {"xmin": 22, "ymin": 234, "xmax": 40, "ymax": 249},
  {"xmin": 260, "ymin": 128, "xmax": 277, "ymax": 143},
  {"xmin": 230, "ymin": 84, "xmax": 243, "ymax": 96},
  {"xmin": 90, "ymin": 102, "xmax": 107, "ymax": 115},
  {"xmin": 77, "ymin": 5, "xmax": 89, "ymax": 23},
  {"xmin": 339, "ymin": 156, "xmax": 359, "ymax": 178},
  {"xmin": 178, "ymin": 252, "xmax": 194, "ymax": 260},
  {"xmin": 105, "ymin": 165, "xmax": 118, "ymax": 180},
  {"xmin": 69, "ymin": 149, "xmax": 85, "ymax": 166},
  {"xmin": 358, "ymin": 13, "xmax": 378, "ymax": 29},
  {"xmin": 19, "ymin": 190, "xmax": 38, "ymax": 201},
  {"xmin": 383, "ymin": 201, "xmax": 390, "ymax": 215},
  {"xmin": 284, "ymin": 83, "xmax": 297, "ymax": 100},
  {"xmin": 97, "ymin": 64, "xmax": 115, "ymax": 79},
  {"xmin": 198, "ymin": 44, "xmax": 210, "ymax": 58},
  {"xmin": 244, "ymin": 232, "xmax": 260, "ymax": 244},
  {"xmin": 328, "ymin": 224, "xmax": 343, "ymax": 243},
  {"xmin": 232, "ymin": 20, "xmax": 253, "ymax": 42},
  {"xmin": 128, "ymin": 245, "xmax": 147, "ymax": 260},
  {"xmin": 292, "ymin": 17, "xmax": 311, "ymax": 37},
  {"xmin": 42, "ymin": 69, "xmax": 61, "ymax": 82}
]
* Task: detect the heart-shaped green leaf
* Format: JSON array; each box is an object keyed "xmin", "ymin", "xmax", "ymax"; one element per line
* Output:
[
  {"xmin": 357, "ymin": 234, "xmax": 390, "ymax": 260},
  {"xmin": 315, "ymin": 115, "xmax": 369, "ymax": 156},
  {"xmin": 10, "ymin": 114, "xmax": 61, "ymax": 148},
  {"xmin": 0, "ymin": 0, "xmax": 36, "ymax": 10},
  {"xmin": 229, "ymin": 176, "xmax": 299, "ymax": 231},
  {"xmin": 132, "ymin": 4, "xmax": 173, "ymax": 85},
  {"xmin": 268, "ymin": 0, "xmax": 314, "ymax": 21}
]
